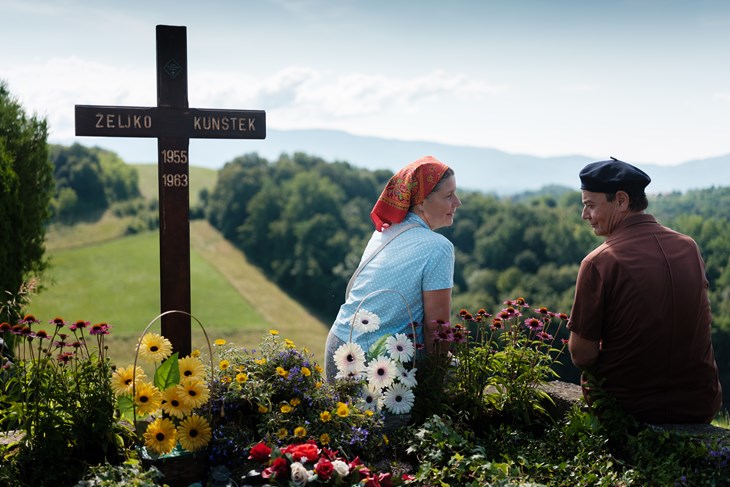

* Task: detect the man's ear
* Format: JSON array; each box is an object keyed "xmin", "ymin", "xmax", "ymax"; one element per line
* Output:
[{"xmin": 615, "ymin": 190, "xmax": 630, "ymax": 210}]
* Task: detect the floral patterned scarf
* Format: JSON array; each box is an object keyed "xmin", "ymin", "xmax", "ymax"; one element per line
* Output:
[{"xmin": 370, "ymin": 156, "xmax": 449, "ymax": 231}]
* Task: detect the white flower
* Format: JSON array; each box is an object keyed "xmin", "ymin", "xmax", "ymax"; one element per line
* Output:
[
  {"xmin": 359, "ymin": 383, "xmax": 382, "ymax": 411},
  {"xmin": 332, "ymin": 459, "xmax": 350, "ymax": 477},
  {"xmin": 352, "ymin": 309, "xmax": 380, "ymax": 333},
  {"xmin": 333, "ymin": 342, "xmax": 366, "ymax": 376},
  {"xmin": 396, "ymin": 363, "xmax": 418, "ymax": 388},
  {"xmin": 382, "ymin": 382, "xmax": 415, "ymax": 415},
  {"xmin": 290, "ymin": 461, "xmax": 309, "ymax": 486},
  {"xmin": 385, "ymin": 333, "xmax": 414, "ymax": 362},
  {"xmin": 366, "ymin": 355, "xmax": 397, "ymax": 389}
]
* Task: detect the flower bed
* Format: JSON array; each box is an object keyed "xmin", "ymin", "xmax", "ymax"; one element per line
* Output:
[{"xmin": 2, "ymin": 298, "xmax": 730, "ymax": 486}]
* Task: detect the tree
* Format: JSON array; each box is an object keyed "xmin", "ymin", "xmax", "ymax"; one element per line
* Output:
[{"xmin": 0, "ymin": 81, "xmax": 53, "ymax": 322}]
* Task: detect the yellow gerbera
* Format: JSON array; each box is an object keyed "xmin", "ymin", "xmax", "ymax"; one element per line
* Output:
[
  {"xmin": 176, "ymin": 377, "xmax": 210, "ymax": 409},
  {"xmin": 143, "ymin": 417, "xmax": 177, "ymax": 455},
  {"xmin": 276, "ymin": 367, "xmax": 289, "ymax": 378},
  {"xmin": 290, "ymin": 398, "xmax": 301, "ymax": 407},
  {"xmin": 280, "ymin": 404, "xmax": 293, "ymax": 414},
  {"xmin": 134, "ymin": 381, "xmax": 162, "ymax": 416},
  {"xmin": 177, "ymin": 414, "xmax": 212, "ymax": 452},
  {"xmin": 161, "ymin": 386, "xmax": 193, "ymax": 419},
  {"xmin": 111, "ymin": 365, "xmax": 146, "ymax": 396},
  {"xmin": 178, "ymin": 356, "xmax": 206, "ymax": 381},
  {"xmin": 294, "ymin": 426, "xmax": 307, "ymax": 438},
  {"xmin": 214, "ymin": 338, "xmax": 226, "ymax": 346},
  {"xmin": 218, "ymin": 359, "xmax": 230, "ymax": 370},
  {"xmin": 319, "ymin": 433, "xmax": 330, "ymax": 445},
  {"xmin": 138, "ymin": 333, "xmax": 172, "ymax": 364},
  {"xmin": 300, "ymin": 367, "xmax": 311, "ymax": 377},
  {"xmin": 235, "ymin": 372, "xmax": 248, "ymax": 383},
  {"xmin": 277, "ymin": 428, "xmax": 288, "ymax": 439},
  {"xmin": 284, "ymin": 339, "xmax": 295, "ymax": 349},
  {"xmin": 269, "ymin": 329, "xmax": 279, "ymax": 335},
  {"xmin": 336, "ymin": 402, "xmax": 350, "ymax": 418},
  {"xmin": 320, "ymin": 411, "xmax": 332, "ymax": 422}
]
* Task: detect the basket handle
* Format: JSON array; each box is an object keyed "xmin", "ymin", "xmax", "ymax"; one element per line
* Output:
[{"xmin": 132, "ymin": 310, "xmax": 214, "ymax": 426}]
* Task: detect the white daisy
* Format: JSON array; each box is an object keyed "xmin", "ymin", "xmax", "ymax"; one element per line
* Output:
[
  {"xmin": 359, "ymin": 383, "xmax": 382, "ymax": 411},
  {"xmin": 382, "ymin": 382, "xmax": 415, "ymax": 415},
  {"xmin": 352, "ymin": 309, "xmax": 380, "ymax": 333},
  {"xmin": 385, "ymin": 333, "xmax": 414, "ymax": 362},
  {"xmin": 366, "ymin": 355, "xmax": 397, "ymax": 389},
  {"xmin": 333, "ymin": 342, "xmax": 366, "ymax": 376},
  {"xmin": 396, "ymin": 364, "xmax": 418, "ymax": 389}
]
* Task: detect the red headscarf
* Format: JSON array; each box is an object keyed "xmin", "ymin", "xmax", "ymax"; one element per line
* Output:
[{"xmin": 370, "ymin": 156, "xmax": 450, "ymax": 231}]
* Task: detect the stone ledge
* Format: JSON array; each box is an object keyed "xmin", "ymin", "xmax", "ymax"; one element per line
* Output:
[{"xmin": 541, "ymin": 380, "xmax": 730, "ymax": 447}]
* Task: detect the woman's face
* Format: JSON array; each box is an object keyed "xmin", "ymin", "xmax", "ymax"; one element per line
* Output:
[{"xmin": 420, "ymin": 176, "xmax": 461, "ymax": 230}]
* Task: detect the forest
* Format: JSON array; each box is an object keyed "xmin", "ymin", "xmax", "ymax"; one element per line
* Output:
[{"xmin": 48, "ymin": 144, "xmax": 730, "ymax": 402}]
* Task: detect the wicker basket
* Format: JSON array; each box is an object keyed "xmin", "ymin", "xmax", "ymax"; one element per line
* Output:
[{"xmin": 139, "ymin": 444, "xmax": 209, "ymax": 487}]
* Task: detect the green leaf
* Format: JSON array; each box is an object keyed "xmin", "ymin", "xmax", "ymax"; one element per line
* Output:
[
  {"xmin": 117, "ymin": 395, "xmax": 135, "ymax": 420},
  {"xmin": 367, "ymin": 335, "xmax": 390, "ymax": 360},
  {"xmin": 154, "ymin": 352, "xmax": 180, "ymax": 390}
]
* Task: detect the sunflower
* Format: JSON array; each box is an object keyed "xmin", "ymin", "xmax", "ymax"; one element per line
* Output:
[
  {"xmin": 111, "ymin": 365, "xmax": 146, "ymax": 396},
  {"xmin": 178, "ymin": 356, "xmax": 206, "ymax": 380},
  {"xmin": 176, "ymin": 377, "xmax": 210, "ymax": 409},
  {"xmin": 143, "ymin": 417, "xmax": 177, "ymax": 455},
  {"xmin": 161, "ymin": 386, "xmax": 193, "ymax": 419},
  {"xmin": 134, "ymin": 381, "xmax": 162, "ymax": 416},
  {"xmin": 177, "ymin": 414, "xmax": 212, "ymax": 452},
  {"xmin": 336, "ymin": 402, "xmax": 350, "ymax": 418},
  {"xmin": 138, "ymin": 333, "xmax": 173, "ymax": 364}
]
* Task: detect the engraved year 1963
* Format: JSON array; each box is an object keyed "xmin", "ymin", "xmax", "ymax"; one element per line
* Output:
[{"xmin": 161, "ymin": 173, "xmax": 188, "ymax": 187}]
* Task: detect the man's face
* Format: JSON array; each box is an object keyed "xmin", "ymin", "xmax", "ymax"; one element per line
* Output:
[{"xmin": 581, "ymin": 190, "xmax": 622, "ymax": 237}]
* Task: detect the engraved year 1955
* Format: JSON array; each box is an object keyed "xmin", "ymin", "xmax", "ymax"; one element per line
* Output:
[{"xmin": 161, "ymin": 149, "xmax": 188, "ymax": 163}]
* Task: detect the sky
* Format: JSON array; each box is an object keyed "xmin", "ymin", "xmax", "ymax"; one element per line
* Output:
[{"xmin": 2, "ymin": 0, "xmax": 729, "ymax": 167}]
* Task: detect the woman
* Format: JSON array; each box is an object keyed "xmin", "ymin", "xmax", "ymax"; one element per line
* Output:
[{"xmin": 324, "ymin": 155, "xmax": 461, "ymax": 383}]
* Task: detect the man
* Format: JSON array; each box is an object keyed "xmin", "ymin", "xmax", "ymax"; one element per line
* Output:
[{"xmin": 568, "ymin": 157, "xmax": 722, "ymax": 423}]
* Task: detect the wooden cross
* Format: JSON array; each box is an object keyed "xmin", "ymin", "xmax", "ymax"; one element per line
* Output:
[{"xmin": 75, "ymin": 25, "xmax": 266, "ymax": 356}]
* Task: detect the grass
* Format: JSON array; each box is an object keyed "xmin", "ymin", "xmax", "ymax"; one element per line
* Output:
[{"xmin": 30, "ymin": 219, "xmax": 329, "ymax": 367}]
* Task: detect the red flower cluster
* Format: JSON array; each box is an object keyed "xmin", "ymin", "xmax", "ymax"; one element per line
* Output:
[{"xmin": 247, "ymin": 440, "xmax": 414, "ymax": 486}]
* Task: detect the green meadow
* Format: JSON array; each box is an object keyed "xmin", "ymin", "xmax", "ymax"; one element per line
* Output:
[{"xmin": 28, "ymin": 164, "xmax": 329, "ymax": 367}]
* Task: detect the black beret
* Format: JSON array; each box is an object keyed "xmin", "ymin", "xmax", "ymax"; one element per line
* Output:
[{"xmin": 579, "ymin": 157, "xmax": 651, "ymax": 193}]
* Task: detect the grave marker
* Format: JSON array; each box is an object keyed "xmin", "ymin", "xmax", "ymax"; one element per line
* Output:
[{"xmin": 75, "ymin": 25, "xmax": 266, "ymax": 356}]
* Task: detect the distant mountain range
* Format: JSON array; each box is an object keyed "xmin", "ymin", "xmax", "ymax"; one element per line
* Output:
[{"xmin": 69, "ymin": 128, "xmax": 730, "ymax": 195}]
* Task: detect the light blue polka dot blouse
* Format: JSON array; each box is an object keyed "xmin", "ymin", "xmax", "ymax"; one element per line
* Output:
[{"xmin": 330, "ymin": 212, "xmax": 455, "ymax": 352}]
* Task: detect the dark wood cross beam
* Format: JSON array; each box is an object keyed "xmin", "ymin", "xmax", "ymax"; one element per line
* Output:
[{"xmin": 75, "ymin": 25, "xmax": 266, "ymax": 356}]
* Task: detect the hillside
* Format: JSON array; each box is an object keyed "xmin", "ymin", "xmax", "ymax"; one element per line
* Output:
[{"xmin": 33, "ymin": 217, "xmax": 329, "ymax": 366}]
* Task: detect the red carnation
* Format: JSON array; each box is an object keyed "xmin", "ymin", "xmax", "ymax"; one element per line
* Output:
[
  {"xmin": 314, "ymin": 457, "xmax": 334, "ymax": 480},
  {"xmin": 248, "ymin": 442, "xmax": 272, "ymax": 463},
  {"xmin": 262, "ymin": 457, "xmax": 289, "ymax": 479},
  {"xmin": 282, "ymin": 442, "xmax": 319, "ymax": 463}
]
